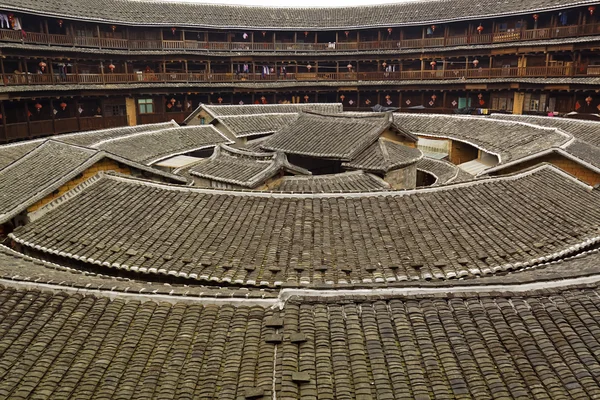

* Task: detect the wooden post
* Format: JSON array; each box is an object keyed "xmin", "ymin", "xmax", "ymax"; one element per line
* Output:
[
  {"xmin": 48, "ymin": 58, "xmax": 55, "ymax": 84},
  {"xmin": 75, "ymin": 98, "xmax": 81, "ymax": 131},
  {"xmin": 0, "ymin": 101, "xmax": 7, "ymax": 142},
  {"xmin": 22, "ymin": 57, "xmax": 30, "ymax": 84},
  {"xmin": 100, "ymin": 61, "xmax": 105, "ymax": 84},
  {"xmin": 49, "ymin": 98, "xmax": 56, "ymax": 135},
  {"xmin": 0, "ymin": 57, "xmax": 5, "ymax": 84},
  {"xmin": 25, "ymin": 101, "xmax": 31, "ymax": 139}
]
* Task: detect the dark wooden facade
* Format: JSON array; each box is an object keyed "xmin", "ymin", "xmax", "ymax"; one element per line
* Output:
[{"xmin": 1, "ymin": 3, "xmax": 600, "ymax": 142}]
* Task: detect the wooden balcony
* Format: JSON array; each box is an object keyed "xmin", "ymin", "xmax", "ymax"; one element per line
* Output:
[
  {"xmin": 1, "ymin": 23, "xmax": 599, "ymax": 54},
  {"xmin": 0, "ymin": 116, "xmax": 128, "ymax": 143},
  {"xmin": 1, "ymin": 66, "xmax": 588, "ymax": 88}
]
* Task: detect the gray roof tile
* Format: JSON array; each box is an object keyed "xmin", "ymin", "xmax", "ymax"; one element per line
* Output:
[
  {"xmin": 0, "ymin": 0, "xmax": 594, "ymax": 29},
  {"xmin": 343, "ymin": 138, "xmax": 423, "ymax": 173},
  {"xmin": 10, "ymin": 165, "xmax": 600, "ymax": 286},
  {"xmin": 181, "ymin": 145, "xmax": 310, "ymax": 188},
  {"xmin": 273, "ymin": 171, "xmax": 390, "ymax": 192}
]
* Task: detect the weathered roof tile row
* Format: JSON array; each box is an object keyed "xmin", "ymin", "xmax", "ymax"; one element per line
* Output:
[
  {"xmin": 0, "ymin": 140, "xmax": 187, "ymax": 224},
  {"xmin": 91, "ymin": 125, "xmax": 233, "ymax": 165},
  {"xmin": 342, "ymin": 138, "xmax": 423, "ymax": 173},
  {"xmin": 181, "ymin": 145, "xmax": 310, "ymax": 188},
  {"xmin": 0, "ymin": 121, "xmax": 178, "ymax": 169},
  {"xmin": 394, "ymin": 113, "xmax": 571, "ymax": 164},
  {"xmin": 215, "ymin": 113, "xmax": 300, "ymax": 139},
  {"xmin": 0, "ymin": 0, "xmax": 594, "ymax": 29},
  {"xmin": 273, "ymin": 171, "xmax": 390, "ymax": 193},
  {"xmin": 1, "ymin": 281, "xmax": 600, "ymax": 398},
  {"xmin": 10, "ymin": 166, "xmax": 600, "ymax": 287},
  {"xmin": 491, "ymin": 114, "xmax": 600, "ymax": 147},
  {"xmin": 416, "ymin": 157, "xmax": 472, "ymax": 185},
  {"xmin": 262, "ymin": 112, "xmax": 399, "ymax": 161}
]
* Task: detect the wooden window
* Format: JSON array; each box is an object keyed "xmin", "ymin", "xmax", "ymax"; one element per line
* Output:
[{"xmin": 138, "ymin": 98, "xmax": 154, "ymax": 114}]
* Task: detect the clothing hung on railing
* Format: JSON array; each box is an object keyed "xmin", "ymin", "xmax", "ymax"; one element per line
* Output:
[
  {"xmin": 559, "ymin": 12, "xmax": 568, "ymax": 26},
  {"xmin": 0, "ymin": 14, "xmax": 9, "ymax": 29}
]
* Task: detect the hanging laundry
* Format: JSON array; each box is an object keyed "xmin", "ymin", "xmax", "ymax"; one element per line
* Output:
[
  {"xmin": 560, "ymin": 12, "xmax": 568, "ymax": 26},
  {"xmin": 426, "ymin": 27, "xmax": 433, "ymax": 35},
  {"xmin": 12, "ymin": 16, "xmax": 22, "ymax": 31},
  {"xmin": 0, "ymin": 14, "xmax": 9, "ymax": 29}
]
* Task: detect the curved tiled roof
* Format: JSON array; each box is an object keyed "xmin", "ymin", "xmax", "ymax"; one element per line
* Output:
[
  {"xmin": 0, "ymin": 0, "xmax": 595, "ymax": 29},
  {"xmin": 0, "ymin": 140, "xmax": 187, "ymax": 224},
  {"xmin": 262, "ymin": 112, "xmax": 414, "ymax": 161},
  {"xmin": 394, "ymin": 113, "xmax": 572, "ymax": 165},
  {"xmin": 9, "ymin": 165, "xmax": 600, "ymax": 287},
  {"xmin": 342, "ymin": 138, "xmax": 423, "ymax": 173},
  {"xmin": 90, "ymin": 125, "xmax": 233, "ymax": 165},
  {"xmin": 181, "ymin": 145, "xmax": 310, "ymax": 188},
  {"xmin": 215, "ymin": 114, "xmax": 300, "ymax": 139},
  {"xmin": 0, "ymin": 121, "xmax": 179, "ymax": 169},
  {"xmin": 272, "ymin": 171, "xmax": 390, "ymax": 193},
  {"xmin": 1, "ymin": 255, "xmax": 600, "ymax": 398},
  {"xmin": 416, "ymin": 157, "xmax": 472, "ymax": 185},
  {"xmin": 2, "ymin": 109, "xmax": 600, "ymax": 398}
]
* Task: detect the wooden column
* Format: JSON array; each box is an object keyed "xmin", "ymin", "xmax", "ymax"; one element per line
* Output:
[
  {"xmin": 49, "ymin": 98, "xmax": 56, "ymax": 135},
  {"xmin": 48, "ymin": 58, "xmax": 55, "ymax": 83},
  {"xmin": 0, "ymin": 101, "xmax": 7, "ymax": 142},
  {"xmin": 75, "ymin": 98, "xmax": 81, "ymax": 131},
  {"xmin": 25, "ymin": 102, "xmax": 31, "ymax": 139},
  {"xmin": 0, "ymin": 57, "xmax": 5, "ymax": 85}
]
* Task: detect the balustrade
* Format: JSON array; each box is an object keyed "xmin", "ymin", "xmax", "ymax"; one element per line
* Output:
[
  {"xmin": 0, "ymin": 65, "xmax": 582, "ymax": 87},
  {"xmin": 0, "ymin": 23, "xmax": 598, "ymax": 54}
]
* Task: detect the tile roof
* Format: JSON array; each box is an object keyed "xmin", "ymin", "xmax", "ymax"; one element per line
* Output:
[
  {"xmin": 0, "ymin": 121, "xmax": 178, "ymax": 169},
  {"xmin": 243, "ymin": 136, "xmax": 272, "ymax": 152},
  {"xmin": 564, "ymin": 139, "xmax": 600, "ymax": 170},
  {"xmin": 90, "ymin": 125, "xmax": 233, "ymax": 165},
  {"xmin": 272, "ymin": 171, "xmax": 390, "ymax": 193},
  {"xmin": 197, "ymin": 103, "xmax": 343, "ymax": 119},
  {"xmin": 0, "ymin": 244, "xmax": 279, "ymax": 299},
  {"xmin": 0, "ymin": 140, "xmax": 187, "ymax": 224},
  {"xmin": 394, "ymin": 113, "xmax": 571, "ymax": 165},
  {"xmin": 0, "ymin": 0, "xmax": 594, "ymax": 29},
  {"xmin": 180, "ymin": 145, "xmax": 310, "ymax": 189},
  {"xmin": 1, "ymin": 275, "xmax": 600, "ymax": 398},
  {"xmin": 215, "ymin": 113, "xmax": 299, "ymax": 139},
  {"xmin": 262, "ymin": 112, "xmax": 412, "ymax": 161},
  {"xmin": 342, "ymin": 138, "xmax": 423, "ymax": 173},
  {"xmin": 491, "ymin": 114, "xmax": 600, "ymax": 147},
  {"xmin": 9, "ymin": 165, "xmax": 600, "ymax": 287},
  {"xmin": 488, "ymin": 114, "xmax": 600, "ymax": 171},
  {"xmin": 416, "ymin": 156, "xmax": 472, "ymax": 185}
]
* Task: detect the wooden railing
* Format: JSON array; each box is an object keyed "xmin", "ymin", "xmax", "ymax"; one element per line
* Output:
[
  {"xmin": 1, "ymin": 22, "xmax": 600, "ymax": 53},
  {"xmin": 2, "ymin": 66, "xmax": 589, "ymax": 87},
  {"xmin": 0, "ymin": 116, "xmax": 129, "ymax": 143}
]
